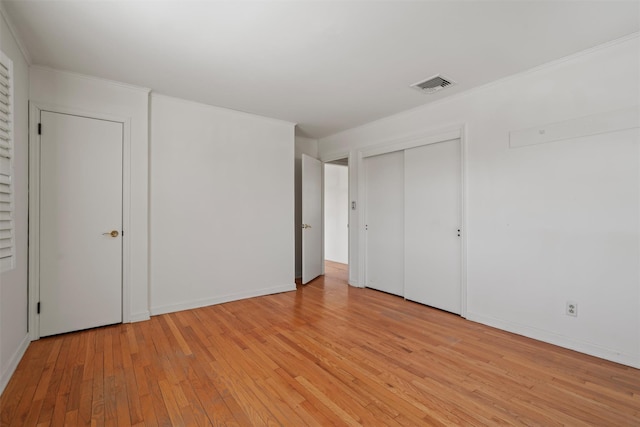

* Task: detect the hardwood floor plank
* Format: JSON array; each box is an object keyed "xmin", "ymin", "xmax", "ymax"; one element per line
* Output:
[
  {"xmin": 206, "ymin": 357, "xmax": 275, "ymax": 426},
  {"xmin": 90, "ymin": 329, "xmax": 105, "ymax": 427},
  {"xmin": 295, "ymin": 375, "xmax": 361, "ymax": 426},
  {"xmin": 76, "ymin": 379, "xmax": 93, "ymax": 426},
  {"xmin": 125, "ymin": 324, "xmax": 139, "ymax": 356},
  {"xmin": 37, "ymin": 334, "xmax": 73, "ymax": 426},
  {"xmin": 122, "ymin": 367, "xmax": 143, "ymax": 425},
  {"xmin": 3, "ymin": 261, "xmax": 640, "ymax": 426},
  {"xmin": 170, "ymin": 333, "xmax": 236, "ymax": 426},
  {"xmin": 7, "ymin": 385, "xmax": 37, "ymax": 427},
  {"xmin": 137, "ymin": 394, "xmax": 159, "ymax": 427},
  {"xmin": 20, "ymin": 396, "xmax": 44, "ymax": 427},
  {"xmin": 63, "ymin": 409, "xmax": 78, "ymax": 425},
  {"xmin": 163, "ymin": 314, "xmax": 193, "ymax": 357},
  {"xmin": 64, "ymin": 365, "xmax": 83, "ymax": 414},
  {"xmin": 102, "ymin": 376, "xmax": 117, "ymax": 425},
  {"xmin": 157, "ymin": 379, "xmax": 185, "ymax": 426},
  {"xmin": 33, "ymin": 339, "xmax": 63, "ymax": 403},
  {"xmin": 143, "ymin": 364, "xmax": 172, "ymax": 426}
]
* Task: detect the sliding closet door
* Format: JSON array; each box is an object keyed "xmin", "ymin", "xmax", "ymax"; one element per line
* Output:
[
  {"xmin": 365, "ymin": 151, "xmax": 404, "ymax": 296},
  {"xmin": 404, "ymin": 139, "xmax": 462, "ymax": 314}
]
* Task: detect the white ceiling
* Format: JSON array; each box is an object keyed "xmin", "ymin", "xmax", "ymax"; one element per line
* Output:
[{"xmin": 3, "ymin": 1, "xmax": 639, "ymax": 138}]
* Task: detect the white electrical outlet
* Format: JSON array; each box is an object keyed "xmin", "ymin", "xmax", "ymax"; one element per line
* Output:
[{"xmin": 566, "ymin": 301, "xmax": 578, "ymax": 317}]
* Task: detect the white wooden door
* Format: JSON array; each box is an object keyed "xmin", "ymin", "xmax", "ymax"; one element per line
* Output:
[
  {"xmin": 404, "ymin": 139, "xmax": 461, "ymax": 314},
  {"xmin": 39, "ymin": 111, "xmax": 123, "ymax": 337},
  {"xmin": 365, "ymin": 151, "xmax": 404, "ymax": 296},
  {"xmin": 302, "ymin": 154, "xmax": 322, "ymax": 284}
]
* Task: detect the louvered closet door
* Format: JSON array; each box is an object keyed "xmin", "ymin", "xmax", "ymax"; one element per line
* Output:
[
  {"xmin": 39, "ymin": 111, "xmax": 123, "ymax": 337},
  {"xmin": 0, "ymin": 54, "xmax": 14, "ymax": 270}
]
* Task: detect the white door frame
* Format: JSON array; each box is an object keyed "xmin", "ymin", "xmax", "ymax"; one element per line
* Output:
[
  {"xmin": 354, "ymin": 125, "xmax": 468, "ymax": 317},
  {"xmin": 321, "ymin": 152, "xmax": 351, "ymax": 280},
  {"xmin": 28, "ymin": 102, "xmax": 132, "ymax": 340}
]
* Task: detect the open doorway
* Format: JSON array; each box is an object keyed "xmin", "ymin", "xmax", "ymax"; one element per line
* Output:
[{"xmin": 324, "ymin": 158, "xmax": 349, "ymax": 277}]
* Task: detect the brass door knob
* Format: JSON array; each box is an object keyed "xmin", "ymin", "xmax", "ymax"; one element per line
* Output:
[{"xmin": 102, "ymin": 230, "xmax": 119, "ymax": 237}]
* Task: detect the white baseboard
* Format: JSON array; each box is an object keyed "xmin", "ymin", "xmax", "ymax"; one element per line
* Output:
[
  {"xmin": 466, "ymin": 312, "xmax": 640, "ymax": 369},
  {"xmin": 129, "ymin": 311, "xmax": 151, "ymax": 323},
  {"xmin": 0, "ymin": 334, "xmax": 30, "ymax": 395},
  {"xmin": 348, "ymin": 279, "xmax": 363, "ymax": 288},
  {"xmin": 150, "ymin": 284, "xmax": 297, "ymax": 316}
]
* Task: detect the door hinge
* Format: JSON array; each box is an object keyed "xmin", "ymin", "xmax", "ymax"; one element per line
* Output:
[
  {"xmin": 37, "ymin": 302, "xmax": 41, "ymax": 314},
  {"xmin": 38, "ymin": 123, "xmax": 41, "ymax": 135}
]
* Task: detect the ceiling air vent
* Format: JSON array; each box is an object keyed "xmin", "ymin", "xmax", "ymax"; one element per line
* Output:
[{"xmin": 410, "ymin": 74, "xmax": 455, "ymax": 94}]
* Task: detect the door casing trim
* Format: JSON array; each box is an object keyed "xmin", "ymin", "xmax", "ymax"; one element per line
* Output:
[{"xmin": 28, "ymin": 102, "xmax": 132, "ymax": 340}]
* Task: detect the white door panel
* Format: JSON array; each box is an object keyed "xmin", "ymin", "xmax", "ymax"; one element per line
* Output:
[
  {"xmin": 39, "ymin": 111, "xmax": 123, "ymax": 337},
  {"xmin": 302, "ymin": 154, "xmax": 322, "ymax": 284},
  {"xmin": 404, "ymin": 139, "xmax": 461, "ymax": 314},
  {"xmin": 365, "ymin": 151, "xmax": 404, "ymax": 296}
]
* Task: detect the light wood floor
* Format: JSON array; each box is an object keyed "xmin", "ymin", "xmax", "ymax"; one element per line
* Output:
[{"xmin": 1, "ymin": 261, "xmax": 639, "ymax": 426}]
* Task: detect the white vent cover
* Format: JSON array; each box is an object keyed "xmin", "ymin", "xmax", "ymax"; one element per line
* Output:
[{"xmin": 410, "ymin": 74, "xmax": 455, "ymax": 94}]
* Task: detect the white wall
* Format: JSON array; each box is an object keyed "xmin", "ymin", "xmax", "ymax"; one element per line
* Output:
[
  {"xmin": 294, "ymin": 135, "xmax": 318, "ymax": 277},
  {"xmin": 319, "ymin": 35, "xmax": 640, "ymax": 367},
  {"xmin": 150, "ymin": 94, "xmax": 295, "ymax": 314},
  {"xmin": 0, "ymin": 8, "xmax": 29, "ymax": 394},
  {"xmin": 324, "ymin": 163, "xmax": 348, "ymax": 264},
  {"xmin": 29, "ymin": 66, "xmax": 151, "ymax": 322}
]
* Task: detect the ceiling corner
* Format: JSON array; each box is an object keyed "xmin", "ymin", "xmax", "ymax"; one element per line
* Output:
[{"xmin": 0, "ymin": 1, "xmax": 33, "ymax": 65}]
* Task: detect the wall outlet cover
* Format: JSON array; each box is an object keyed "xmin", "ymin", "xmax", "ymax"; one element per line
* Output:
[{"xmin": 566, "ymin": 301, "xmax": 578, "ymax": 317}]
